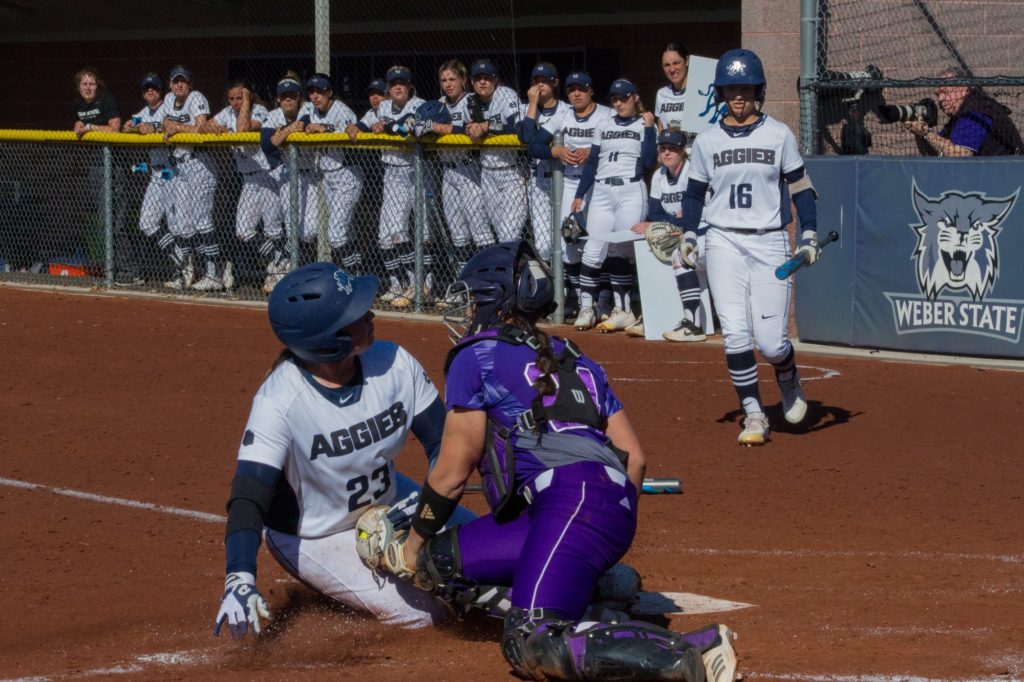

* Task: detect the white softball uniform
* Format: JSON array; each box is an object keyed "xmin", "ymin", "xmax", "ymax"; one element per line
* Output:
[
  {"xmin": 214, "ymin": 103, "xmax": 284, "ymax": 242},
  {"xmin": 162, "ymin": 91, "xmax": 216, "ymax": 239},
  {"xmin": 237, "ymin": 342, "xmax": 446, "ymax": 627},
  {"xmin": 580, "ymin": 116, "xmax": 651, "ymax": 266},
  {"xmin": 375, "ymin": 96, "xmax": 426, "ymax": 247},
  {"xmin": 133, "ymin": 103, "xmax": 173, "ymax": 237},
  {"xmin": 651, "ymin": 160, "xmax": 707, "ymax": 270},
  {"xmin": 441, "ymin": 94, "xmax": 491, "ymax": 248},
  {"xmin": 526, "ymin": 100, "xmax": 571, "ymax": 259},
  {"xmin": 478, "ymin": 85, "xmax": 527, "ymax": 242},
  {"xmin": 687, "ymin": 115, "xmax": 802, "ymax": 358},
  {"xmin": 262, "ymin": 107, "xmax": 313, "ymax": 242},
  {"xmin": 300, "ymin": 100, "xmax": 364, "ymax": 247}
]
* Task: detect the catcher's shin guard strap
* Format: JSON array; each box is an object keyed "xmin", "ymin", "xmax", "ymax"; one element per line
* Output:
[
  {"xmin": 225, "ymin": 474, "xmax": 275, "ymax": 539},
  {"xmin": 411, "ymin": 481, "xmax": 458, "ymax": 540}
]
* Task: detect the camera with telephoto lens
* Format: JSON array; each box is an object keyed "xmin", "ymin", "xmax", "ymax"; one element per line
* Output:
[{"xmin": 876, "ymin": 98, "xmax": 938, "ymax": 126}]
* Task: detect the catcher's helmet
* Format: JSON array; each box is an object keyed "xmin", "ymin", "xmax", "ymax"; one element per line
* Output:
[
  {"xmin": 713, "ymin": 48, "xmax": 766, "ymax": 104},
  {"xmin": 268, "ymin": 262, "xmax": 378, "ymax": 364},
  {"xmin": 443, "ymin": 240, "xmax": 556, "ymax": 342}
]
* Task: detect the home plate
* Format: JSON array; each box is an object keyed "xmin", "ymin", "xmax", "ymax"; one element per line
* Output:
[{"xmin": 631, "ymin": 591, "xmax": 754, "ymax": 615}]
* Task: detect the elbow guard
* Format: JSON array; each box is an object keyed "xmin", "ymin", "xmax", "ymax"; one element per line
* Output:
[
  {"xmin": 225, "ymin": 475, "xmax": 276, "ymax": 539},
  {"xmin": 788, "ymin": 172, "xmax": 817, "ymax": 199}
]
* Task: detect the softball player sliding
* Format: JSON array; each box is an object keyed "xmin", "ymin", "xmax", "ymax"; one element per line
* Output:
[
  {"xmin": 519, "ymin": 62, "xmax": 570, "ymax": 260},
  {"xmin": 527, "ymin": 71, "xmax": 613, "ymax": 316},
  {"xmin": 121, "ymin": 73, "xmax": 181, "ymax": 279},
  {"xmin": 681, "ymin": 49, "xmax": 820, "ymax": 446},
  {"xmin": 161, "ymin": 66, "xmax": 231, "ymax": 291},
  {"xmin": 213, "ymin": 262, "xmax": 475, "ymax": 636},
  {"xmin": 370, "ymin": 240, "xmax": 738, "ymax": 682},
  {"xmin": 299, "ymin": 73, "xmax": 365, "ymax": 272},
  {"xmin": 433, "ymin": 60, "xmax": 493, "ymax": 274},
  {"xmin": 571, "ymin": 79, "xmax": 657, "ymax": 332},
  {"xmin": 203, "ymin": 81, "xmax": 289, "ymax": 288},
  {"xmin": 467, "ymin": 59, "xmax": 527, "ymax": 244}
]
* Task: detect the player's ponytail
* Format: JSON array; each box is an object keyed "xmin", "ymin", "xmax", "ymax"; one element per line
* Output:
[
  {"xmin": 268, "ymin": 348, "xmax": 296, "ymax": 377},
  {"xmin": 438, "ymin": 59, "xmax": 469, "ymax": 93}
]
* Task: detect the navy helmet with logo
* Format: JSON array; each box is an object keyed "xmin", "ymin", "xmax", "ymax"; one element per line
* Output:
[
  {"xmin": 268, "ymin": 262, "xmax": 378, "ymax": 364},
  {"xmin": 713, "ymin": 48, "xmax": 766, "ymax": 103},
  {"xmin": 443, "ymin": 240, "xmax": 556, "ymax": 342}
]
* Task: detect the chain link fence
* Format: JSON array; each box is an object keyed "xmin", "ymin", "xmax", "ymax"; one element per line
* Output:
[
  {"xmin": 807, "ymin": 0, "xmax": 1024, "ymax": 156},
  {"xmin": 0, "ymin": 132, "xmax": 541, "ymax": 312}
]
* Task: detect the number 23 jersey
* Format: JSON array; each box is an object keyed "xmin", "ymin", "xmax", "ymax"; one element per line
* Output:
[
  {"xmin": 237, "ymin": 341, "xmax": 438, "ymax": 538},
  {"xmin": 687, "ymin": 114, "xmax": 803, "ymax": 231}
]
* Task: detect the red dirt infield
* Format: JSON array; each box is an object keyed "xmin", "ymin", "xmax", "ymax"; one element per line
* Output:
[{"xmin": 0, "ymin": 286, "xmax": 1021, "ymax": 681}]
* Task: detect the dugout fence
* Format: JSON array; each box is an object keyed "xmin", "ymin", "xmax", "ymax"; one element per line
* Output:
[{"xmin": 0, "ymin": 130, "xmax": 559, "ymax": 315}]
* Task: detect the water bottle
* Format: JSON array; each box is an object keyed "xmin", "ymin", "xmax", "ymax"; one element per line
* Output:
[
  {"xmin": 132, "ymin": 162, "xmax": 149, "ymax": 174},
  {"xmin": 132, "ymin": 115, "xmax": 142, "ymax": 126},
  {"xmin": 160, "ymin": 168, "xmax": 175, "ymax": 180}
]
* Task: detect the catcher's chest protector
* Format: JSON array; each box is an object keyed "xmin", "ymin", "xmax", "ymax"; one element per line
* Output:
[{"xmin": 445, "ymin": 325, "xmax": 606, "ymax": 522}]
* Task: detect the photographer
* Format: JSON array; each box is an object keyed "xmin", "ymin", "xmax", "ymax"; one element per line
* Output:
[{"xmin": 904, "ymin": 68, "xmax": 1022, "ymax": 156}]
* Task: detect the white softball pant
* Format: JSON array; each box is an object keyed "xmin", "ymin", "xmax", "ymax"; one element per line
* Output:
[
  {"xmin": 581, "ymin": 179, "xmax": 647, "ymax": 267},
  {"xmin": 320, "ymin": 166, "xmax": 363, "ymax": 248},
  {"xmin": 704, "ymin": 227, "xmax": 792, "ymax": 360},
  {"xmin": 443, "ymin": 164, "xmax": 492, "ymax": 247},
  {"xmin": 481, "ymin": 166, "xmax": 527, "ymax": 242},
  {"xmin": 168, "ymin": 154, "xmax": 216, "ymax": 238},
  {"xmin": 528, "ymin": 172, "xmax": 554, "ymax": 260},
  {"xmin": 138, "ymin": 173, "xmax": 174, "ymax": 238},
  {"xmin": 378, "ymin": 164, "xmax": 416, "ymax": 247},
  {"xmin": 236, "ymin": 170, "xmax": 284, "ymax": 242}
]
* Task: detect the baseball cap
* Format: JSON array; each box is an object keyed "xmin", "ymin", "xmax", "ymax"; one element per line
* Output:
[
  {"xmin": 386, "ymin": 66, "xmax": 412, "ymax": 83},
  {"xmin": 367, "ymin": 78, "xmax": 387, "ymax": 94},
  {"xmin": 470, "ymin": 60, "xmax": 498, "ymax": 78},
  {"xmin": 608, "ymin": 79, "xmax": 637, "ymax": 97},
  {"xmin": 169, "ymin": 66, "xmax": 193, "ymax": 83},
  {"xmin": 140, "ymin": 73, "xmax": 164, "ymax": 91},
  {"xmin": 306, "ymin": 74, "xmax": 332, "ymax": 91},
  {"xmin": 657, "ymin": 128, "xmax": 686, "ymax": 147},
  {"xmin": 276, "ymin": 78, "xmax": 302, "ymax": 96},
  {"xmin": 565, "ymin": 71, "xmax": 593, "ymax": 89},
  {"xmin": 531, "ymin": 63, "xmax": 558, "ymax": 81}
]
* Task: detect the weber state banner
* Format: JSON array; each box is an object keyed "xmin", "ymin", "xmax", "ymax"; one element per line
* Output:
[{"xmin": 799, "ymin": 157, "xmax": 1024, "ymax": 358}]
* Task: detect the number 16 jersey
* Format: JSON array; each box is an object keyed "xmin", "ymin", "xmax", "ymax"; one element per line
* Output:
[
  {"xmin": 236, "ymin": 341, "xmax": 438, "ymax": 538},
  {"xmin": 687, "ymin": 114, "xmax": 803, "ymax": 231}
]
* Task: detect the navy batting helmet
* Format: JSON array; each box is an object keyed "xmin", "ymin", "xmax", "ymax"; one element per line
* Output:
[
  {"xmin": 713, "ymin": 48, "xmax": 766, "ymax": 103},
  {"xmin": 415, "ymin": 99, "xmax": 452, "ymax": 125},
  {"xmin": 268, "ymin": 262, "xmax": 378, "ymax": 364},
  {"xmin": 443, "ymin": 240, "xmax": 556, "ymax": 342}
]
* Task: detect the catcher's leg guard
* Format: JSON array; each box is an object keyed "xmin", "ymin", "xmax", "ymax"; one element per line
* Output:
[
  {"xmin": 417, "ymin": 528, "xmax": 511, "ymax": 618},
  {"xmin": 501, "ymin": 608, "xmax": 707, "ymax": 682}
]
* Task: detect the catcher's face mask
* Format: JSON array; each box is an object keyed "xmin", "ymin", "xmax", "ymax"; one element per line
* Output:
[{"xmin": 442, "ymin": 280, "xmax": 474, "ymax": 345}]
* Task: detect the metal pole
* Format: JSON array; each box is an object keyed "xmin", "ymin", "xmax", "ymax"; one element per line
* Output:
[
  {"xmin": 799, "ymin": 0, "xmax": 820, "ymax": 155},
  {"xmin": 288, "ymin": 145, "xmax": 301, "ymax": 269},
  {"xmin": 314, "ymin": 0, "xmax": 330, "ymax": 75},
  {"xmin": 549, "ymin": 131, "xmax": 565, "ymax": 324},
  {"xmin": 102, "ymin": 145, "xmax": 114, "ymax": 288},
  {"xmin": 412, "ymin": 142, "xmax": 427, "ymax": 313}
]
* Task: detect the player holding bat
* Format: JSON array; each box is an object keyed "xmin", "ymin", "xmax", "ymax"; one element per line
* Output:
[{"xmin": 679, "ymin": 48, "xmax": 822, "ymax": 446}]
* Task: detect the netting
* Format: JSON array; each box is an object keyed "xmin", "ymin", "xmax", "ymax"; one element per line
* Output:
[{"xmin": 808, "ymin": 0, "xmax": 1024, "ymax": 156}]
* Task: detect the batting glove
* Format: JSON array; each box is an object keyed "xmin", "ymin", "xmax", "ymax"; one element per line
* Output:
[
  {"xmin": 797, "ymin": 230, "xmax": 820, "ymax": 266},
  {"xmin": 679, "ymin": 232, "xmax": 699, "ymax": 268},
  {"xmin": 213, "ymin": 571, "xmax": 271, "ymax": 639}
]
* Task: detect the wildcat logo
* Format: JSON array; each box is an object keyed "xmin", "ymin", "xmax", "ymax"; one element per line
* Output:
[
  {"xmin": 725, "ymin": 60, "xmax": 746, "ymax": 77},
  {"xmin": 334, "ymin": 270, "xmax": 353, "ymax": 294},
  {"xmin": 884, "ymin": 181, "xmax": 1023, "ymax": 343},
  {"xmin": 698, "ymin": 83, "xmax": 728, "ymax": 125}
]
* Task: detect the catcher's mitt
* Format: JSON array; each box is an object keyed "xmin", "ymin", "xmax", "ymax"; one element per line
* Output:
[
  {"xmin": 561, "ymin": 212, "xmax": 588, "ymax": 245},
  {"xmin": 645, "ymin": 222, "xmax": 682, "ymax": 265}
]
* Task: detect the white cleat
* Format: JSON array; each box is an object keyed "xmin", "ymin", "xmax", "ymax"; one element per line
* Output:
[
  {"xmin": 191, "ymin": 274, "xmax": 225, "ymax": 292},
  {"xmin": 780, "ymin": 374, "xmax": 807, "ymax": 424},
  {"xmin": 221, "ymin": 261, "xmax": 235, "ymax": 291},
  {"xmin": 703, "ymin": 625, "xmax": 739, "ymax": 682},
  {"xmin": 596, "ymin": 308, "xmax": 637, "ymax": 333},
  {"xmin": 738, "ymin": 412, "xmax": 769, "ymax": 446},
  {"xmin": 573, "ymin": 306, "xmax": 597, "ymax": 330},
  {"xmin": 624, "ymin": 316, "xmax": 645, "ymax": 338},
  {"xmin": 663, "ymin": 318, "xmax": 707, "ymax": 342}
]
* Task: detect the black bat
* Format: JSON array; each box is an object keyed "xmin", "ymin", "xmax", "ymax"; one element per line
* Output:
[
  {"xmin": 464, "ymin": 477, "xmax": 683, "ymax": 496},
  {"xmin": 774, "ymin": 230, "xmax": 839, "ymax": 280}
]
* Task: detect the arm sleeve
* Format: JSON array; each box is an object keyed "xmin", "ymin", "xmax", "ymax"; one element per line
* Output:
[
  {"xmin": 260, "ymin": 127, "xmax": 282, "ymax": 164},
  {"xmin": 681, "ymin": 178, "xmax": 710, "ymax": 232},
  {"xmin": 575, "ymin": 143, "xmax": 600, "ymax": 199},
  {"xmin": 783, "ymin": 166, "xmax": 818, "ymax": 232},
  {"xmin": 411, "ymin": 396, "xmax": 447, "ymax": 468},
  {"xmin": 639, "ymin": 126, "xmax": 657, "ymax": 171},
  {"xmin": 646, "ymin": 196, "xmax": 674, "ymax": 224},
  {"xmin": 528, "ymin": 127, "xmax": 555, "ymax": 159},
  {"xmin": 225, "ymin": 460, "xmax": 282, "ymax": 575},
  {"xmin": 519, "ymin": 116, "xmax": 538, "ymax": 144}
]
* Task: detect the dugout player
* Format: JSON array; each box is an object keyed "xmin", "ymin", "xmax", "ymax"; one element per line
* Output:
[
  {"xmin": 368, "ymin": 240, "xmax": 739, "ymax": 682},
  {"xmin": 213, "ymin": 262, "xmax": 476, "ymax": 636},
  {"xmin": 519, "ymin": 62, "xmax": 571, "ymax": 261},
  {"xmin": 202, "ymin": 80, "xmax": 290, "ymax": 288},
  {"xmin": 570, "ymin": 79, "xmax": 657, "ymax": 333},
  {"xmin": 680, "ymin": 49, "xmax": 819, "ymax": 446},
  {"xmin": 161, "ymin": 66, "xmax": 231, "ymax": 291},
  {"xmin": 527, "ymin": 70, "xmax": 613, "ymax": 318},
  {"xmin": 299, "ymin": 73, "xmax": 365, "ymax": 273},
  {"xmin": 467, "ymin": 59, "xmax": 528, "ymax": 244},
  {"xmin": 655, "ymin": 42, "xmax": 691, "ymax": 137},
  {"xmin": 631, "ymin": 127, "xmax": 710, "ymax": 342}
]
